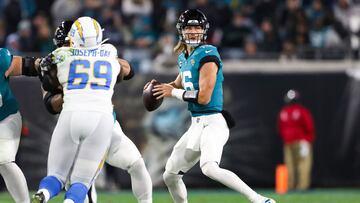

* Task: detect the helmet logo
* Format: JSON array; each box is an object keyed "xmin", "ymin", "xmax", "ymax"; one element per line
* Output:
[{"xmin": 187, "ymin": 20, "xmax": 199, "ymax": 24}]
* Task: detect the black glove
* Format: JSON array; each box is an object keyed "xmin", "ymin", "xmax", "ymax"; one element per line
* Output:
[{"xmin": 39, "ymin": 53, "xmax": 54, "ymax": 81}]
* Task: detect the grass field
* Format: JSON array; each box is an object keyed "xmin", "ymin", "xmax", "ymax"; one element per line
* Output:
[{"xmin": 0, "ymin": 189, "xmax": 359, "ymax": 203}]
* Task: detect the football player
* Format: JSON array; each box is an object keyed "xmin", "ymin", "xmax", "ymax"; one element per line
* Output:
[
  {"xmin": 6, "ymin": 20, "xmax": 152, "ymax": 203},
  {"xmin": 42, "ymin": 20, "xmax": 152, "ymax": 203},
  {"xmin": 151, "ymin": 9, "xmax": 276, "ymax": 203},
  {"xmin": 31, "ymin": 17, "xmax": 120, "ymax": 203},
  {"xmin": 0, "ymin": 48, "xmax": 30, "ymax": 203}
]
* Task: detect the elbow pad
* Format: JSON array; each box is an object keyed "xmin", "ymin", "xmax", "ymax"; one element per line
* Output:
[
  {"xmin": 123, "ymin": 68, "xmax": 135, "ymax": 80},
  {"xmin": 43, "ymin": 92, "xmax": 59, "ymax": 115},
  {"xmin": 22, "ymin": 57, "xmax": 38, "ymax": 76}
]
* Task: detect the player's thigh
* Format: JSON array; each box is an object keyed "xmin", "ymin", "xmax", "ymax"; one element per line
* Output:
[
  {"xmin": 106, "ymin": 122, "xmax": 141, "ymax": 170},
  {"xmin": 165, "ymin": 127, "xmax": 201, "ymax": 174},
  {"xmin": 199, "ymin": 119, "xmax": 229, "ymax": 167},
  {"xmin": 0, "ymin": 112, "xmax": 21, "ymax": 164},
  {"xmin": 70, "ymin": 112, "xmax": 113, "ymax": 187},
  {"xmin": 47, "ymin": 112, "xmax": 79, "ymax": 182}
]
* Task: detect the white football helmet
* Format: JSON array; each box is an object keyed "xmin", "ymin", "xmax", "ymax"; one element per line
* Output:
[{"xmin": 68, "ymin": 16, "xmax": 103, "ymax": 48}]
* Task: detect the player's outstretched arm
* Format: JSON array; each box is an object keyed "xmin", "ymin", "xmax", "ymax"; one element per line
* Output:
[
  {"xmin": 42, "ymin": 88, "xmax": 63, "ymax": 114},
  {"xmin": 5, "ymin": 56, "xmax": 40, "ymax": 77},
  {"xmin": 116, "ymin": 58, "xmax": 134, "ymax": 82}
]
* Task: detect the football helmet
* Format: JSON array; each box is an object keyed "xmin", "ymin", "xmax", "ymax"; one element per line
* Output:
[
  {"xmin": 53, "ymin": 20, "xmax": 74, "ymax": 47},
  {"xmin": 176, "ymin": 9, "xmax": 209, "ymax": 46},
  {"xmin": 68, "ymin": 17, "xmax": 103, "ymax": 48}
]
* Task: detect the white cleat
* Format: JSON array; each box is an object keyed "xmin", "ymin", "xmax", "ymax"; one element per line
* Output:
[
  {"xmin": 261, "ymin": 197, "xmax": 276, "ymax": 203},
  {"xmin": 253, "ymin": 196, "xmax": 276, "ymax": 203}
]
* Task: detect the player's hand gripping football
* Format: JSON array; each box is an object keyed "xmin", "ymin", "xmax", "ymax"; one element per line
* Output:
[{"xmin": 152, "ymin": 83, "xmax": 174, "ymax": 100}]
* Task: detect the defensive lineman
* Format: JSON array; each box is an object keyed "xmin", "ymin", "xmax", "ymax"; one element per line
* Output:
[
  {"xmin": 152, "ymin": 9, "xmax": 276, "ymax": 203},
  {"xmin": 5, "ymin": 20, "xmax": 153, "ymax": 203},
  {"xmin": 43, "ymin": 20, "xmax": 153, "ymax": 203},
  {"xmin": 32, "ymin": 17, "xmax": 120, "ymax": 203}
]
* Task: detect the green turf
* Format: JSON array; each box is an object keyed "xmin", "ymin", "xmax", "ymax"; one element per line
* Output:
[{"xmin": 0, "ymin": 189, "xmax": 359, "ymax": 203}]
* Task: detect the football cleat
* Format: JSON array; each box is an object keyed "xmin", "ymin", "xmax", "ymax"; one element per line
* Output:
[
  {"xmin": 31, "ymin": 191, "xmax": 46, "ymax": 203},
  {"xmin": 262, "ymin": 197, "xmax": 276, "ymax": 203}
]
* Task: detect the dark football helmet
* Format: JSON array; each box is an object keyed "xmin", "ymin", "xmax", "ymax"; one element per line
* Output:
[
  {"xmin": 53, "ymin": 20, "xmax": 74, "ymax": 47},
  {"xmin": 176, "ymin": 9, "xmax": 209, "ymax": 46}
]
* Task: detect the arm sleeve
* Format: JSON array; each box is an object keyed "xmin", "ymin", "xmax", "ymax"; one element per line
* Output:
[
  {"xmin": 199, "ymin": 55, "xmax": 220, "ymax": 71},
  {"xmin": 302, "ymin": 108, "xmax": 315, "ymax": 142}
]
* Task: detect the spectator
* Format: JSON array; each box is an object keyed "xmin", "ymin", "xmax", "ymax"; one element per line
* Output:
[
  {"xmin": 32, "ymin": 12, "xmax": 55, "ymax": 54},
  {"xmin": 222, "ymin": 11, "xmax": 258, "ymax": 48},
  {"xmin": 99, "ymin": 6, "xmax": 131, "ymax": 48},
  {"xmin": 122, "ymin": 0, "xmax": 153, "ymax": 17},
  {"xmin": 0, "ymin": 19, "xmax": 6, "ymax": 47},
  {"xmin": 18, "ymin": 19, "xmax": 35, "ymax": 52},
  {"xmin": 309, "ymin": 15, "xmax": 341, "ymax": 48},
  {"xmin": 277, "ymin": 89, "xmax": 315, "ymax": 191},
  {"xmin": 81, "ymin": 0, "xmax": 103, "ymax": 19},
  {"xmin": 258, "ymin": 18, "xmax": 281, "ymax": 53},
  {"xmin": 51, "ymin": 0, "xmax": 81, "ymax": 28},
  {"xmin": 5, "ymin": 33, "xmax": 21, "ymax": 55},
  {"xmin": 4, "ymin": 0, "xmax": 22, "ymax": 35},
  {"xmin": 279, "ymin": 40, "xmax": 297, "ymax": 60}
]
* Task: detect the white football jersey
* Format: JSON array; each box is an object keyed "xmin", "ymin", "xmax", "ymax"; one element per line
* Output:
[{"xmin": 53, "ymin": 43, "xmax": 121, "ymax": 113}]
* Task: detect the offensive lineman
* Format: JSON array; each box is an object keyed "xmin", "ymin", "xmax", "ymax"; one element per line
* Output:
[
  {"xmin": 151, "ymin": 9, "xmax": 276, "ymax": 203},
  {"xmin": 31, "ymin": 17, "xmax": 120, "ymax": 203},
  {"xmin": 0, "ymin": 48, "xmax": 30, "ymax": 203}
]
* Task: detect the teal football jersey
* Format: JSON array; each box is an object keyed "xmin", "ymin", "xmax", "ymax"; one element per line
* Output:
[
  {"xmin": 0, "ymin": 56, "xmax": 18, "ymax": 121},
  {"xmin": 177, "ymin": 44, "xmax": 223, "ymax": 116}
]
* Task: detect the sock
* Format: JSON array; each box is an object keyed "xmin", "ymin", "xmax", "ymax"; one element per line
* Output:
[
  {"xmin": 65, "ymin": 182, "xmax": 88, "ymax": 203},
  {"xmin": 0, "ymin": 162, "xmax": 30, "ymax": 203},
  {"xmin": 85, "ymin": 184, "xmax": 97, "ymax": 203},
  {"xmin": 39, "ymin": 176, "xmax": 62, "ymax": 201},
  {"xmin": 128, "ymin": 159, "xmax": 152, "ymax": 203},
  {"xmin": 64, "ymin": 199, "xmax": 75, "ymax": 203},
  {"xmin": 201, "ymin": 162, "xmax": 260, "ymax": 202},
  {"xmin": 163, "ymin": 171, "xmax": 188, "ymax": 203}
]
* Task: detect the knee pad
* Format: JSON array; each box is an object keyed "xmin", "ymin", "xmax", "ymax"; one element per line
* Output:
[
  {"xmin": 163, "ymin": 171, "xmax": 182, "ymax": 186},
  {"xmin": 200, "ymin": 161, "xmax": 219, "ymax": 179},
  {"xmin": 128, "ymin": 158, "xmax": 145, "ymax": 174}
]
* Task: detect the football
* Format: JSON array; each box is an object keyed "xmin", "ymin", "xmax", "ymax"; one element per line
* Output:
[{"xmin": 143, "ymin": 80, "xmax": 163, "ymax": 111}]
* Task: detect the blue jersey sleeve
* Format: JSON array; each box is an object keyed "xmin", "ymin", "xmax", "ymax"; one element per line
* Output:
[{"xmin": 0, "ymin": 48, "xmax": 12, "ymax": 75}]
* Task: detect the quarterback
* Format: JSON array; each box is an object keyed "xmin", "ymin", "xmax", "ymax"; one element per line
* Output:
[{"xmin": 152, "ymin": 9, "xmax": 276, "ymax": 203}]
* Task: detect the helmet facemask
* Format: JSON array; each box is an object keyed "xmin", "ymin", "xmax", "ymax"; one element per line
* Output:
[
  {"xmin": 181, "ymin": 25, "xmax": 206, "ymax": 47},
  {"xmin": 176, "ymin": 9, "xmax": 209, "ymax": 47}
]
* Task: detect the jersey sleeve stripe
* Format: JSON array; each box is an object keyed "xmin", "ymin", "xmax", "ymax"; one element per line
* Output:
[{"xmin": 198, "ymin": 55, "xmax": 220, "ymax": 72}]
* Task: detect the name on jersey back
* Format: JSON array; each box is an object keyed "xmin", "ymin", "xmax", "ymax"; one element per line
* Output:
[{"xmin": 72, "ymin": 49, "xmax": 111, "ymax": 57}]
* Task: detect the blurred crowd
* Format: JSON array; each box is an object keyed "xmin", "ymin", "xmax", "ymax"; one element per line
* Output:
[{"xmin": 1, "ymin": 0, "xmax": 360, "ymax": 72}]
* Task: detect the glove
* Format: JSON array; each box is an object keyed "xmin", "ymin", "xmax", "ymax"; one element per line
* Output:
[
  {"xmin": 299, "ymin": 140, "xmax": 310, "ymax": 158},
  {"xmin": 39, "ymin": 53, "xmax": 54, "ymax": 81}
]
